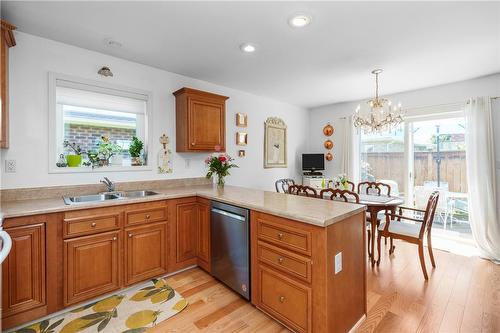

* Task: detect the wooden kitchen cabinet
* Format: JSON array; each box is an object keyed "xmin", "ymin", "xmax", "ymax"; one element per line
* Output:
[
  {"xmin": 175, "ymin": 201, "xmax": 198, "ymax": 262},
  {"xmin": 0, "ymin": 20, "xmax": 16, "ymax": 149},
  {"xmin": 173, "ymin": 87, "xmax": 228, "ymax": 152},
  {"xmin": 124, "ymin": 222, "xmax": 167, "ymax": 286},
  {"xmin": 197, "ymin": 197, "xmax": 211, "ymax": 272},
  {"xmin": 64, "ymin": 231, "xmax": 121, "ymax": 306}
]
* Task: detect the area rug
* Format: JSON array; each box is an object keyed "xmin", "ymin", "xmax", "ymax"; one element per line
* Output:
[{"xmin": 12, "ymin": 277, "xmax": 188, "ymax": 333}]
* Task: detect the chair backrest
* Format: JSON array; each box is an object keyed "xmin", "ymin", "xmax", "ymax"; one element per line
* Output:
[
  {"xmin": 332, "ymin": 181, "xmax": 356, "ymax": 192},
  {"xmin": 421, "ymin": 191, "xmax": 440, "ymax": 237},
  {"xmin": 275, "ymin": 178, "xmax": 295, "ymax": 193},
  {"xmin": 358, "ymin": 181, "xmax": 391, "ymax": 196},
  {"xmin": 288, "ymin": 185, "xmax": 317, "ymax": 197},
  {"xmin": 414, "ymin": 186, "xmax": 448, "ymax": 211},
  {"xmin": 320, "ymin": 188, "xmax": 360, "ymax": 203}
]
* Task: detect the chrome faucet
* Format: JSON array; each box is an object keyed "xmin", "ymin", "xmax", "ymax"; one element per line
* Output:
[{"xmin": 100, "ymin": 177, "xmax": 115, "ymax": 192}]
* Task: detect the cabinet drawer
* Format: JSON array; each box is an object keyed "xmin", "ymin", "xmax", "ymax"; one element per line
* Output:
[
  {"xmin": 64, "ymin": 214, "xmax": 120, "ymax": 238},
  {"xmin": 257, "ymin": 241, "xmax": 311, "ymax": 283},
  {"xmin": 125, "ymin": 206, "xmax": 167, "ymax": 226},
  {"xmin": 258, "ymin": 265, "xmax": 311, "ymax": 333},
  {"xmin": 257, "ymin": 218, "xmax": 312, "ymax": 256}
]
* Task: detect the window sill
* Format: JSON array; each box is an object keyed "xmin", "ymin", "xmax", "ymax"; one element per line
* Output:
[{"xmin": 49, "ymin": 165, "xmax": 153, "ymax": 174}]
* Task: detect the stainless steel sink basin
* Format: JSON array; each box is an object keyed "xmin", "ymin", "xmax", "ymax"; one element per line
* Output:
[
  {"xmin": 63, "ymin": 193, "xmax": 120, "ymax": 205},
  {"xmin": 63, "ymin": 190, "xmax": 159, "ymax": 205},
  {"xmin": 117, "ymin": 190, "xmax": 159, "ymax": 198}
]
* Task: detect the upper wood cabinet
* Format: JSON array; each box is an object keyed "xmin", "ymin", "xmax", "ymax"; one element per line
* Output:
[
  {"xmin": 173, "ymin": 87, "xmax": 228, "ymax": 152},
  {"xmin": 0, "ymin": 20, "xmax": 16, "ymax": 149}
]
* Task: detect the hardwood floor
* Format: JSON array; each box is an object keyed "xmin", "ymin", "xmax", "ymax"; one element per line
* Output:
[{"xmin": 150, "ymin": 240, "xmax": 500, "ymax": 332}]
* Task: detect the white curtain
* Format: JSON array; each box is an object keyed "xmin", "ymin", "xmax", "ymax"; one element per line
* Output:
[
  {"xmin": 341, "ymin": 116, "xmax": 360, "ymax": 183},
  {"xmin": 465, "ymin": 97, "xmax": 500, "ymax": 263}
]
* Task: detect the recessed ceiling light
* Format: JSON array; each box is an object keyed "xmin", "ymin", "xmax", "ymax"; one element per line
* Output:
[
  {"xmin": 288, "ymin": 14, "xmax": 312, "ymax": 28},
  {"xmin": 240, "ymin": 43, "xmax": 256, "ymax": 53}
]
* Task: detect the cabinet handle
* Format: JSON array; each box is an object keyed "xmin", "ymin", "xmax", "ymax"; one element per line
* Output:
[
  {"xmin": 191, "ymin": 142, "xmax": 195, "ymax": 146},
  {"xmin": 112, "ymin": 237, "xmax": 117, "ymax": 241},
  {"xmin": 278, "ymin": 257, "xmax": 284, "ymax": 264},
  {"xmin": 91, "ymin": 222, "xmax": 97, "ymax": 227},
  {"xmin": 279, "ymin": 296, "xmax": 285, "ymax": 303},
  {"xmin": 128, "ymin": 233, "xmax": 133, "ymax": 238},
  {"xmin": 277, "ymin": 233, "xmax": 284, "ymax": 240},
  {"xmin": 145, "ymin": 214, "xmax": 151, "ymax": 219}
]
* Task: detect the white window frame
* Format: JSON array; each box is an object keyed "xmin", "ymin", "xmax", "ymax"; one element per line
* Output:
[{"xmin": 48, "ymin": 72, "xmax": 153, "ymax": 173}]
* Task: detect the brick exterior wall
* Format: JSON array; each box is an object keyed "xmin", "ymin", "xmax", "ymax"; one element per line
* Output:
[{"xmin": 64, "ymin": 124, "xmax": 136, "ymax": 153}]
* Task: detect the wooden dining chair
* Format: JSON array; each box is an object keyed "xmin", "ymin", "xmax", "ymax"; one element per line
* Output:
[
  {"xmin": 288, "ymin": 185, "xmax": 318, "ymax": 197},
  {"xmin": 275, "ymin": 178, "xmax": 295, "ymax": 193},
  {"xmin": 319, "ymin": 188, "xmax": 360, "ymax": 203},
  {"xmin": 357, "ymin": 181, "xmax": 391, "ymax": 196},
  {"xmin": 377, "ymin": 191, "xmax": 439, "ymax": 280}
]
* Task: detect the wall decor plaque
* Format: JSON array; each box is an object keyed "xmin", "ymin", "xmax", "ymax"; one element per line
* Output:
[
  {"xmin": 264, "ymin": 117, "xmax": 287, "ymax": 168},
  {"xmin": 236, "ymin": 113, "xmax": 248, "ymax": 127}
]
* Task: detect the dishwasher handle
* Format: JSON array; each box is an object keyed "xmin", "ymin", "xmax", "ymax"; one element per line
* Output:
[
  {"xmin": 0, "ymin": 230, "xmax": 12, "ymax": 264},
  {"xmin": 211, "ymin": 208, "xmax": 246, "ymax": 221}
]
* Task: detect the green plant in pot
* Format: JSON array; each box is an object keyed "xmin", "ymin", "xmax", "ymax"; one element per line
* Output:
[
  {"xmin": 129, "ymin": 136, "xmax": 144, "ymax": 166},
  {"xmin": 97, "ymin": 136, "xmax": 123, "ymax": 166},
  {"xmin": 63, "ymin": 141, "xmax": 84, "ymax": 167}
]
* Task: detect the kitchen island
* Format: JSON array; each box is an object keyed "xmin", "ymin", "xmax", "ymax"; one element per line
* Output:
[{"xmin": 1, "ymin": 181, "xmax": 366, "ymax": 333}]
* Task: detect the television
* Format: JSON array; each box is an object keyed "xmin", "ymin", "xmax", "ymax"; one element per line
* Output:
[{"xmin": 302, "ymin": 153, "xmax": 325, "ymax": 171}]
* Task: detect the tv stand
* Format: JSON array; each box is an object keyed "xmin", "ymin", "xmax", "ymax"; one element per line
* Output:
[{"xmin": 303, "ymin": 171, "xmax": 323, "ymax": 176}]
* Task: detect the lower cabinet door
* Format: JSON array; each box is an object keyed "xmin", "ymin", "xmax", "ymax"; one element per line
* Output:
[
  {"xmin": 2, "ymin": 223, "xmax": 46, "ymax": 318},
  {"xmin": 125, "ymin": 222, "xmax": 167, "ymax": 285},
  {"xmin": 257, "ymin": 265, "xmax": 311, "ymax": 333},
  {"xmin": 64, "ymin": 231, "xmax": 121, "ymax": 306}
]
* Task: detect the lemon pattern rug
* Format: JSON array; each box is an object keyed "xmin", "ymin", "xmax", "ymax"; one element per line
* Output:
[{"xmin": 12, "ymin": 277, "xmax": 188, "ymax": 333}]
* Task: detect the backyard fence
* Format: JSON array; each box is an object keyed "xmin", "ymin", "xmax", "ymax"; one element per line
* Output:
[{"xmin": 362, "ymin": 151, "xmax": 467, "ymax": 193}]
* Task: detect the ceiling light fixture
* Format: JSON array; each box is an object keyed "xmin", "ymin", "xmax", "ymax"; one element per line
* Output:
[
  {"xmin": 288, "ymin": 14, "xmax": 312, "ymax": 28},
  {"xmin": 353, "ymin": 69, "xmax": 403, "ymax": 133},
  {"xmin": 98, "ymin": 66, "xmax": 113, "ymax": 77},
  {"xmin": 240, "ymin": 43, "xmax": 256, "ymax": 53}
]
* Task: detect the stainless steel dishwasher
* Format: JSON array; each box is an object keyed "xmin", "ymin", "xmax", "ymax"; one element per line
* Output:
[{"xmin": 211, "ymin": 201, "xmax": 250, "ymax": 300}]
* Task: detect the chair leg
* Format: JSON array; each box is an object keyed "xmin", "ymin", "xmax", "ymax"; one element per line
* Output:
[
  {"xmin": 376, "ymin": 232, "xmax": 382, "ymax": 265},
  {"xmin": 427, "ymin": 232, "xmax": 436, "ymax": 268},
  {"xmin": 367, "ymin": 230, "xmax": 372, "ymax": 257},
  {"xmin": 389, "ymin": 237, "xmax": 395, "ymax": 255},
  {"xmin": 384, "ymin": 236, "xmax": 387, "ymax": 245},
  {"xmin": 418, "ymin": 242, "xmax": 428, "ymax": 280}
]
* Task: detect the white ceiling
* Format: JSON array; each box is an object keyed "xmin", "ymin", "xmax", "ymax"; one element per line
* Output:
[{"xmin": 2, "ymin": 1, "xmax": 499, "ymax": 108}]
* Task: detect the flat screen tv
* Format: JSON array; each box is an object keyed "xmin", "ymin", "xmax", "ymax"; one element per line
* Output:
[{"xmin": 302, "ymin": 153, "xmax": 325, "ymax": 171}]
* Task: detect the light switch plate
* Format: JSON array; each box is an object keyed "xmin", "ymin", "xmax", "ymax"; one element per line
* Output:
[
  {"xmin": 334, "ymin": 252, "xmax": 342, "ymax": 274},
  {"xmin": 5, "ymin": 159, "xmax": 16, "ymax": 173}
]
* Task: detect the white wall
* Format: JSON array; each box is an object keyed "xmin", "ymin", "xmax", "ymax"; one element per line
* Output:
[
  {"xmin": 0, "ymin": 32, "xmax": 309, "ymax": 190},
  {"xmin": 308, "ymin": 73, "xmax": 500, "ymax": 178}
]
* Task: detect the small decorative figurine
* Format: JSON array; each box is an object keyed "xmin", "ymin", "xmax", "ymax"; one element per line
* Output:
[
  {"xmin": 56, "ymin": 154, "xmax": 68, "ymax": 167},
  {"xmin": 158, "ymin": 134, "xmax": 173, "ymax": 174}
]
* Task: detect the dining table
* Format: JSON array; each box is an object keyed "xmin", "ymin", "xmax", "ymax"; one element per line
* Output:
[{"xmin": 357, "ymin": 194, "xmax": 405, "ymax": 265}]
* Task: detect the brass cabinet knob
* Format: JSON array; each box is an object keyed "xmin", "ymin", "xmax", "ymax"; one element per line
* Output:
[
  {"xmin": 145, "ymin": 214, "xmax": 151, "ymax": 219},
  {"xmin": 91, "ymin": 222, "xmax": 97, "ymax": 227},
  {"xmin": 277, "ymin": 233, "xmax": 283, "ymax": 240},
  {"xmin": 279, "ymin": 296, "xmax": 285, "ymax": 303},
  {"xmin": 128, "ymin": 233, "xmax": 133, "ymax": 238},
  {"xmin": 112, "ymin": 237, "xmax": 117, "ymax": 241},
  {"xmin": 278, "ymin": 257, "xmax": 284, "ymax": 264},
  {"xmin": 191, "ymin": 142, "xmax": 195, "ymax": 146}
]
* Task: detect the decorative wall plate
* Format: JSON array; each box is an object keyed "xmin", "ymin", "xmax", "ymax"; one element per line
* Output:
[
  {"xmin": 325, "ymin": 152, "xmax": 333, "ymax": 161},
  {"xmin": 323, "ymin": 123, "xmax": 334, "ymax": 136},
  {"xmin": 324, "ymin": 139, "xmax": 333, "ymax": 150}
]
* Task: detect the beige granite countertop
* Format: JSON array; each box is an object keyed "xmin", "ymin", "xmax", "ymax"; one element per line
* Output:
[{"xmin": 0, "ymin": 185, "xmax": 366, "ymax": 227}]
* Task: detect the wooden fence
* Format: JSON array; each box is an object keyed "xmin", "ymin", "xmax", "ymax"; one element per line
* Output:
[{"xmin": 361, "ymin": 151, "xmax": 467, "ymax": 193}]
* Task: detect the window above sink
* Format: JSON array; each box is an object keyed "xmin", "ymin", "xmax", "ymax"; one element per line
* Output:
[{"xmin": 48, "ymin": 73, "xmax": 153, "ymax": 173}]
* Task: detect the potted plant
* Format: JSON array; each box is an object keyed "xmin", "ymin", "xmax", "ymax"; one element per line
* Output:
[
  {"xmin": 205, "ymin": 153, "xmax": 238, "ymax": 188},
  {"xmin": 97, "ymin": 136, "xmax": 122, "ymax": 166},
  {"xmin": 129, "ymin": 136, "xmax": 144, "ymax": 166},
  {"xmin": 63, "ymin": 141, "xmax": 84, "ymax": 167}
]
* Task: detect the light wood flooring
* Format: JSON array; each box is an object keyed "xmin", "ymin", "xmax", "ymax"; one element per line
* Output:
[{"xmin": 150, "ymin": 240, "xmax": 500, "ymax": 332}]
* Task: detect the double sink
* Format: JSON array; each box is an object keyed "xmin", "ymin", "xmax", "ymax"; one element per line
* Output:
[{"xmin": 63, "ymin": 190, "xmax": 159, "ymax": 205}]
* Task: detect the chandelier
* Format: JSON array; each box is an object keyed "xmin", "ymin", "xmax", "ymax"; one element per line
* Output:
[{"xmin": 353, "ymin": 69, "xmax": 403, "ymax": 133}]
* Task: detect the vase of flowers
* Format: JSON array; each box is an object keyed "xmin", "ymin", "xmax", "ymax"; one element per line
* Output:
[
  {"xmin": 337, "ymin": 173, "xmax": 350, "ymax": 190},
  {"xmin": 129, "ymin": 136, "xmax": 144, "ymax": 166},
  {"xmin": 205, "ymin": 153, "xmax": 238, "ymax": 188}
]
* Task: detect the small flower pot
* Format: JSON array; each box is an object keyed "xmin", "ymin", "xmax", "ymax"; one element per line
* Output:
[
  {"xmin": 131, "ymin": 156, "xmax": 142, "ymax": 166},
  {"xmin": 66, "ymin": 154, "xmax": 82, "ymax": 167}
]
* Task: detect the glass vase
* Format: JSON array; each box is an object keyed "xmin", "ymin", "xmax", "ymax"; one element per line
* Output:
[{"xmin": 216, "ymin": 174, "xmax": 225, "ymax": 188}]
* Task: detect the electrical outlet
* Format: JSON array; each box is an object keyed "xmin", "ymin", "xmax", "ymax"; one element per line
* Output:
[
  {"xmin": 185, "ymin": 159, "xmax": 190, "ymax": 168},
  {"xmin": 5, "ymin": 159, "xmax": 16, "ymax": 173},
  {"xmin": 334, "ymin": 252, "xmax": 342, "ymax": 274}
]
